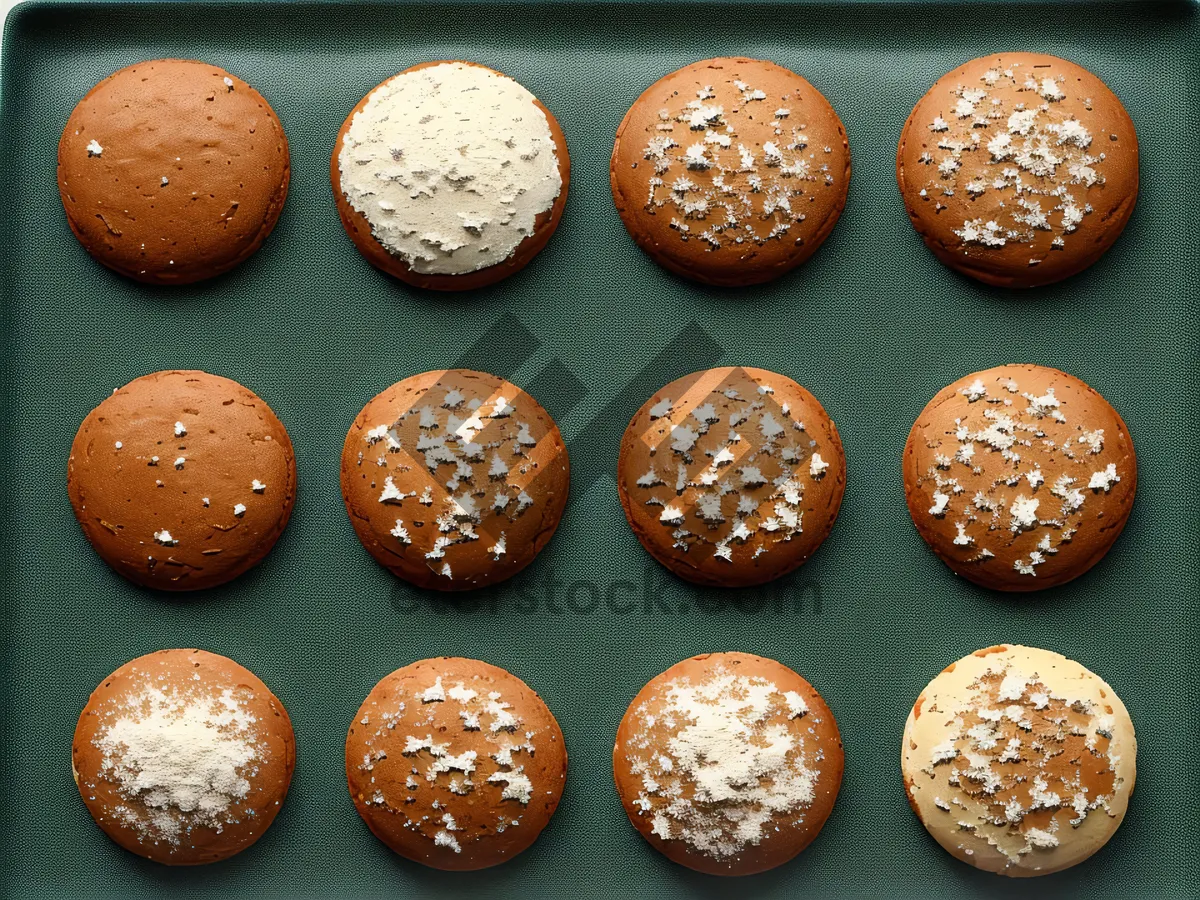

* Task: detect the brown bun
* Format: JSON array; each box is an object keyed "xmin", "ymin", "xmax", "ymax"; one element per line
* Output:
[
  {"xmin": 57, "ymin": 59, "xmax": 290, "ymax": 285},
  {"xmin": 901, "ymin": 645, "xmax": 1136, "ymax": 876},
  {"xmin": 611, "ymin": 57, "xmax": 850, "ymax": 286},
  {"xmin": 67, "ymin": 370, "xmax": 297, "ymax": 591},
  {"xmin": 340, "ymin": 369, "xmax": 569, "ymax": 591},
  {"xmin": 72, "ymin": 649, "xmax": 296, "ymax": 865},
  {"xmin": 897, "ymin": 53, "xmax": 1138, "ymax": 288},
  {"xmin": 617, "ymin": 367, "xmax": 845, "ymax": 587},
  {"xmin": 903, "ymin": 364, "xmax": 1135, "ymax": 591},
  {"xmin": 346, "ymin": 657, "xmax": 567, "ymax": 870},
  {"xmin": 331, "ymin": 60, "xmax": 569, "ymax": 291},
  {"xmin": 613, "ymin": 652, "xmax": 843, "ymax": 876}
]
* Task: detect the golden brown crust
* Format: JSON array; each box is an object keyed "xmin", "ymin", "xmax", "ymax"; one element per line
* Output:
[
  {"xmin": 331, "ymin": 60, "xmax": 570, "ymax": 291},
  {"xmin": 617, "ymin": 367, "xmax": 844, "ymax": 587},
  {"xmin": 345, "ymin": 657, "xmax": 567, "ymax": 870},
  {"xmin": 613, "ymin": 652, "xmax": 843, "ymax": 876},
  {"xmin": 67, "ymin": 370, "xmax": 297, "ymax": 591},
  {"xmin": 72, "ymin": 649, "xmax": 296, "ymax": 865},
  {"xmin": 897, "ymin": 52, "xmax": 1137, "ymax": 288},
  {"xmin": 57, "ymin": 59, "xmax": 290, "ymax": 285},
  {"xmin": 611, "ymin": 57, "xmax": 850, "ymax": 286},
  {"xmin": 340, "ymin": 369, "xmax": 569, "ymax": 591},
  {"xmin": 902, "ymin": 364, "xmax": 1135, "ymax": 591}
]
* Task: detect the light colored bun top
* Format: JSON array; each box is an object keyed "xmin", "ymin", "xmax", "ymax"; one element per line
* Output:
[
  {"xmin": 898, "ymin": 52, "xmax": 1138, "ymax": 287},
  {"xmin": 903, "ymin": 364, "xmax": 1135, "ymax": 591},
  {"xmin": 902, "ymin": 645, "xmax": 1136, "ymax": 877},
  {"xmin": 337, "ymin": 62, "xmax": 563, "ymax": 276}
]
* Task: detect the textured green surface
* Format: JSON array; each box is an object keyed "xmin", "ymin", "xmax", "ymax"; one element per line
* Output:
[{"xmin": 2, "ymin": 1, "xmax": 1198, "ymax": 897}]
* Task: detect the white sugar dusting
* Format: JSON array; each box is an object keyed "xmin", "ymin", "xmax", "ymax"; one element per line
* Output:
[
  {"xmin": 623, "ymin": 666, "xmax": 820, "ymax": 859},
  {"xmin": 93, "ymin": 682, "xmax": 261, "ymax": 846}
]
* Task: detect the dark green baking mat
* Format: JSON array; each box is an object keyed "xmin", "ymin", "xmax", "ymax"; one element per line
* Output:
[{"xmin": 2, "ymin": 1, "xmax": 1198, "ymax": 897}]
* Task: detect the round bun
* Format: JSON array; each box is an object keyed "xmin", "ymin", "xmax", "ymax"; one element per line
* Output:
[
  {"xmin": 72, "ymin": 649, "xmax": 296, "ymax": 865},
  {"xmin": 613, "ymin": 652, "xmax": 843, "ymax": 876},
  {"xmin": 346, "ymin": 657, "xmax": 567, "ymax": 870},
  {"xmin": 897, "ymin": 52, "xmax": 1138, "ymax": 288},
  {"xmin": 58, "ymin": 59, "xmax": 290, "ymax": 285},
  {"xmin": 332, "ymin": 60, "xmax": 569, "ymax": 291},
  {"xmin": 901, "ymin": 644, "xmax": 1136, "ymax": 876},
  {"xmin": 67, "ymin": 370, "xmax": 297, "ymax": 591},
  {"xmin": 340, "ymin": 369, "xmax": 569, "ymax": 590},
  {"xmin": 611, "ymin": 57, "xmax": 850, "ymax": 286},
  {"xmin": 903, "ymin": 364, "xmax": 1135, "ymax": 591},
  {"xmin": 617, "ymin": 367, "xmax": 844, "ymax": 587}
]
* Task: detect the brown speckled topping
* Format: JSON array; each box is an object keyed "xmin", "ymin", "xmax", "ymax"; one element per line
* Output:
[
  {"xmin": 346, "ymin": 657, "xmax": 566, "ymax": 871},
  {"xmin": 898, "ymin": 53, "xmax": 1137, "ymax": 288}
]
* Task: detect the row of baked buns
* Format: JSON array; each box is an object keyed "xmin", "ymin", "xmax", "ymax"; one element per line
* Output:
[
  {"xmin": 68, "ymin": 365, "xmax": 1136, "ymax": 594},
  {"xmin": 73, "ymin": 646, "xmax": 1136, "ymax": 877},
  {"xmin": 59, "ymin": 53, "xmax": 1137, "ymax": 291}
]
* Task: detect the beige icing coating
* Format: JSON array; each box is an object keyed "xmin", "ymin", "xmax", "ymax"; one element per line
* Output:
[
  {"xmin": 338, "ymin": 62, "xmax": 562, "ymax": 276},
  {"xmin": 902, "ymin": 644, "xmax": 1135, "ymax": 877}
]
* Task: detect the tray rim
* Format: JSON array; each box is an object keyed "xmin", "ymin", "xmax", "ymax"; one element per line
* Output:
[{"xmin": 2, "ymin": 1, "xmax": 1198, "ymax": 897}]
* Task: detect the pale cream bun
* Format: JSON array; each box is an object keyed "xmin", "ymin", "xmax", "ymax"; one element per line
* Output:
[
  {"xmin": 901, "ymin": 644, "xmax": 1136, "ymax": 877},
  {"xmin": 333, "ymin": 61, "xmax": 569, "ymax": 290}
]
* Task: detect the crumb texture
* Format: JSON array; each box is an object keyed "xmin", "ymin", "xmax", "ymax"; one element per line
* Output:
[
  {"xmin": 612, "ymin": 57, "xmax": 850, "ymax": 284},
  {"xmin": 72, "ymin": 650, "xmax": 295, "ymax": 865},
  {"xmin": 614, "ymin": 653, "xmax": 843, "ymax": 876},
  {"xmin": 899, "ymin": 53, "xmax": 1138, "ymax": 287},
  {"xmin": 341, "ymin": 369, "xmax": 568, "ymax": 591}
]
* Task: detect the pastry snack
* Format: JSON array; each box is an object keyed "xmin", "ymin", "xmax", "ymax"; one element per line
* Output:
[
  {"xmin": 903, "ymin": 364, "xmax": 1135, "ymax": 591},
  {"xmin": 613, "ymin": 652, "xmax": 843, "ymax": 875},
  {"xmin": 902, "ymin": 644, "xmax": 1136, "ymax": 876},
  {"xmin": 58, "ymin": 59, "xmax": 290, "ymax": 284},
  {"xmin": 611, "ymin": 57, "xmax": 850, "ymax": 285},
  {"xmin": 346, "ymin": 657, "xmax": 567, "ymax": 870},
  {"xmin": 340, "ymin": 369, "xmax": 569, "ymax": 590},
  {"xmin": 897, "ymin": 53, "xmax": 1138, "ymax": 288},
  {"xmin": 67, "ymin": 370, "xmax": 297, "ymax": 591},
  {"xmin": 333, "ymin": 61, "xmax": 569, "ymax": 290},
  {"xmin": 72, "ymin": 649, "xmax": 296, "ymax": 865},
  {"xmin": 617, "ymin": 367, "xmax": 845, "ymax": 587}
]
